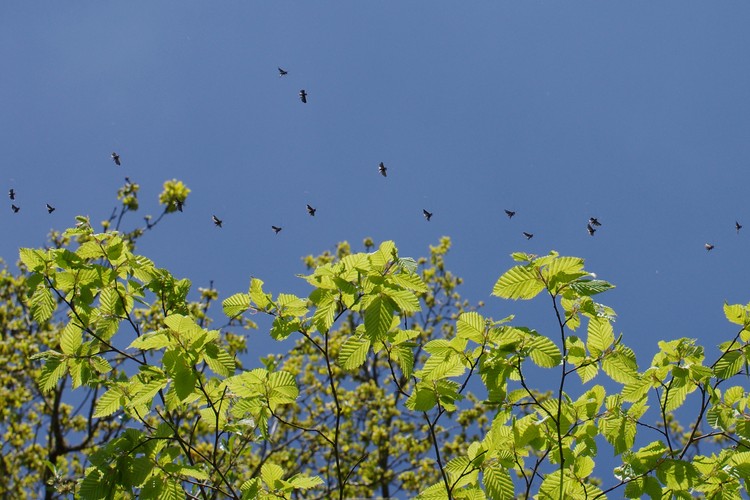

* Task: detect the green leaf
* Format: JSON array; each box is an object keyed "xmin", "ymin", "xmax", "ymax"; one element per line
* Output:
[
  {"xmin": 714, "ymin": 351, "xmax": 744, "ymax": 379},
  {"xmin": 528, "ymin": 335, "xmax": 562, "ymax": 368},
  {"xmin": 406, "ymin": 383, "xmax": 438, "ymax": 411},
  {"xmin": 267, "ymin": 370, "xmax": 298, "ymax": 407},
  {"xmin": 656, "ymin": 459, "xmax": 698, "ymax": 491},
  {"xmin": 30, "ymin": 286, "xmax": 55, "ymax": 323},
  {"xmin": 204, "ymin": 343, "xmax": 235, "ymax": 377},
  {"xmin": 38, "ymin": 355, "xmax": 67, "ymax": 392},
  {"xmin": 312, "ymin": 292, "xmax": 337, "ymax": 333},
  {"xmin": 483, "ymin": 464, "xmax": 514, "ymax": 499},
  {"xmin": 270, "ymin": 316, "xmax": 301, "ymax": 340},
  {"xmin": 382, "ymin": 286, "xmax": 421, "ymax": 312},
  {"xmin": 492, "ymin": 265, "xmax": 545, "ymax": 300},
  {"xmin": 60, "ymin": 322, "xmax": 82, "ymax": 355},
  {"xmin": 457, "ymin": 312, "xmax": 486, "ymax": 343},
  {"xmin": 128, "ymin": 329, "xmax": 172, "ymax": 350},
  {"xmin": 223, "ymin": 292, "xmax": 250, "ymax": 317},
  {"xmin": 364, "ymin": 295, "xmax": 394, "ymax": 341},
  {"xmin": 249, "ymin": 278, "xmax": 273, "ymax": 310},
  {"xmin": 390, "ymin": 271, "xmax": 428, "ymax": 293},
  {"xmin": 288, "ymin": 474, "xmax": 324, "ymax": 490},
  {"xmin": 393, "ymin": 344, "xmax": 415, "ymax": 379},
  {"xmin": 19, "ymin": 247, "xmax": 47, "ymax": 270},
  {"xmin": 338, "ymin": 335, "xmax": 371, "ymax": 370},
  {"xmin": 94, "ymin": 387, "xmax": 123, "ymax": 418},
  {"xmin": 587, "ymin": 317, "xmax": 614, "ymax": 357},
  {"xmin": 724, "ymin": 303, "xmax": 749, "ymax": 326},
  {"xmin": 569, "ymin": 279, "xmax": 615, "ymax": 296},
  {"xmin": 261, "ymin": 463, "xmax": 284, "ymax": 488}
]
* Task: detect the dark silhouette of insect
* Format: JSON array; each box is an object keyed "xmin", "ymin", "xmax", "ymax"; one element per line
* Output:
[
  {"xmin": 299, "ymin": 90, "xmax": 307, "ymax": 103},
  {"xmin": 124, "ymin": 177, "xmax": 132, "ymax": 185},
  {"xmin": 379, "ymin": 162, "xmax": 387, "ymax": 177},
  {"xmin": 523, "ymin": 232, "xmax": 534, "ymax": 240},
  {"xmin": 144, "ymin": 216, "xmax": 153, "ymax": 229},
  {"xmin": 736, "ymin": 221, "xmax": 742, "ymax": 234},
  {"xmin": 11, "ymin": 204, "xmax": 19, "ymax": 213},
  {"xmin": 587, "ymin": 224, "xmax": 596, "ymax": 236},
  {"xmin": 504, "ymin": 209, "xmax": 515, "ymax": 218},
  {"xmin": 272, "ymin": 225, "xmax": 282, "ymax": 234},
  {"xmin": 278, "ymin": 67, "xmax": 288, "ymax": 76},
  {"xmin": 423, "ymin": 209, "xmax": 433, "ymax": 221},
  {"xmin": 589, "ymin": 217, "xmax": 601, "ymax": 227},
  {"xmin": 8, "ymin": 189, "xmax": 15, "ymax": 200},
  {"xmin": 46, "ymin": 204, "xmax": 55, "ymax": 214},
  {"xmin": 306, "ymin": 204, "xmax": 316, "ymax": 216},
  {"xmin": 212, "ymin": 215, "xmax": 223, "ymax": 227},
  {"xmin": 174, "ymin": 200, "xmax": 184, "ymax": 212},
  {"xmin": 705, "ymin": 243, "xmax": 714, "ymax": 251},
  {"xmin": 112, "ymin": 152, "xmax": 121, "ymax": 166}
]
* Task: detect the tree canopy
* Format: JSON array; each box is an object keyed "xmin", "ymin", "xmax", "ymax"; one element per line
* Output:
[{"xmin": 2, "ymin": 180, "xmax": 750, "ymax": 499}]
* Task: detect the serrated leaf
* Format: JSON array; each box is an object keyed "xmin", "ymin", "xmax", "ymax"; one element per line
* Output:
[
  {"xmin": 528, "ymin": 335, "xmax": 562, "ymax": 368},
  {"xmin": 390, "ymin": 271, "xmax": 428, "ymax": 293},
  {"xmin": 261, "ymin": 463, "xmax": 284, "ymax": 488},
  {"xmin": 60, "ymin": 322, "xmax": 82, "ymax": 355},
  {"xmin": 177, "ymin": 465, "xmax": 208, "ymax": 480},
  {"xmin": 405, "ymin": 384, "xmax": 438, "ymax": 411},
  {"xmin": 312, "ymin": 292, "xmax": 337, "ymax": 333},
  {"xmin": 288, "ymin": 474, "xmax": 324, "ymax": 490},
  {"xmin": 93, "ymin": 387, "xmax": 123, "ymax": 418},
  {"xmin": 364, "ymin": 295, "xmax": 394, "ymax": 341},
  {"xmin": 393, "ymin": 344, "xmax": 414, "ymax": 379},
  {"xmin": 204, "ymin": 343, "xmax": 235, "ymax": 377},
  {"xmin": 662, "ymin": 381, "xmax": 689, "ymax": 413},
  {"xmin": 492, "ymin": 265, "xmax": 545, "ymax": 300},
  {"xmin": 382, "ymin": 286, "xmax": 420, "ymax": 312},
  {"xmin": 268, "ymin": 371, "xmax": 298, "ymax": 407},
  {"xmin": 30, "ymin": 286, "xmax": 55, "ymax": 323},
  {"xmin": 483, "ymin": 464, "xmax": 514, "ymax": 499},
  {"xmin": 38, "ymin": 356, "xmax": 67, "ymax": 392},
  {"xmin": 223, "ymin": 293, "xmax": 250, "ymax": 317},
  {"xmin": 128, "ymin": 329, "xmax": 173, "ymax": 350},
  {"xmin": 19, "ymin": 247, "xmax": 46, "ymax": 270},
  {"xmin": 270, "ymin": 316, "xmax": 300, "ymax": 340},
  {"xmin": 457, "ymin": 312, "xmax": 486, "ymax": 343},
  {"xmin": 338, "ymin": 335, "xmax": 371, "ymax": 370},
  {"xmin": 570, "ymin": 279, "xmax": 615, "ymax": 296},
  {"xmin": 587, "ymin": 317, "xmax": 614, "ymax": 357},
  {"xmin": 714, "ymin": 351, "xmax": 743, "ymax": 379},
  {"xmin": 724, "ymin": 303, "xmax": 748, "ymax": 326}
]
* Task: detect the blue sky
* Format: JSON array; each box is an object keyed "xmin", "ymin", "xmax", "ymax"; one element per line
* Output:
[{"xmin": 2, "ymin": 0, "xmax": 750, "ymax": 480}]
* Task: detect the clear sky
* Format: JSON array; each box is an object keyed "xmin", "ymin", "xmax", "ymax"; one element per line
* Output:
[{"xmin": 2, "ymin": 0, "xmax": 750, "ymax": 478}]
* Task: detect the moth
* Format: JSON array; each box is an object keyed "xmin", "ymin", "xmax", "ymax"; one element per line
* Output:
[
  {"xmin": 587, "ymin": 224, "xmax": 596, "ymax": 236},
  {"xmin": 736, "ymin": 221, "xmax": 742, "ymax": 234},
  {"xmin": 379, "ymin": 162, "xmax": 387, "ymax": 177},
  {"xmin": 272, "ymin": 225, "xmax": 282, "ymax": 234},
  {"xmin": 523, "ymin": 232, "xmax": 534, "ymax": 240},
  {"xmin": 112, "ymin": 152, "xmax": 121, "ymax": 166},
  {"xmin": 589, "ymin": 217, "xmax": 601, "ymax": 227},
  {"xmin": 212, "ymin": 215, "xmax": 223, "ymax": 227},
  {"xmin": 423, "ymin": 209, "xmax": 433, "ymax": 221},
  {"xmin": 8, "ymin": 189, "xmax": 15, "ymax": 200},
  {"xmin": 306, "ymin": 204, "xmax": 316, "ymax": 216},
  {"xmin": 46, "ymin": 204, "xmax": 55, "ymax": 214},
  {"xmin": 299, "ymin": 90, "xmax": 307, "ymax": 103},
  {"xmin": 705, "ymin": 243, "xmax": 714, "ymax": 251},
  {"xmin": 11, "ymin": 204, "xmax": 20, "ymax": 213},
  {"xmin": 504, "ymin": 209, "xmax": 515, "ymax": 218},
  {"xmin": 278, "ymin": 67, "xmax": 288, "ymax": 76}
]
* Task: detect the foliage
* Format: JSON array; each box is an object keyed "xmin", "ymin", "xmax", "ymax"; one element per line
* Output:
[{"xmin": 2, "ymin": 182, "xmax": 750, "ymax": 499}]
